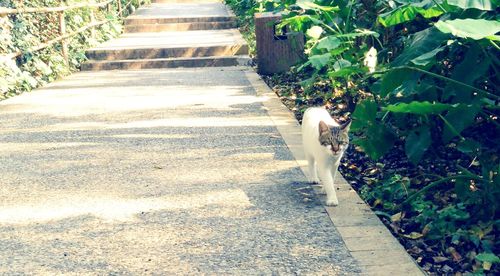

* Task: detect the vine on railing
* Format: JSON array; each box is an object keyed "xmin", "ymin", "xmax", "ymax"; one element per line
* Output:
[{"xmin": 0, "ymin": 0, "xmax": 148, "ymax": 99}]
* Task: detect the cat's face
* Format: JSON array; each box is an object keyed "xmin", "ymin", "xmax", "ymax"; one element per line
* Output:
[{"xmin": 318, "ymin": 120, "xmax": 350, "ymax": 155}]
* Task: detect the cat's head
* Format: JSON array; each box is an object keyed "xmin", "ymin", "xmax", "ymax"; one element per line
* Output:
[{"xmin": 318, "ymin": 120, "xmax": 351, "ymax": 156}]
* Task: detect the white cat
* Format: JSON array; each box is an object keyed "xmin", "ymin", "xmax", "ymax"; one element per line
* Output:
[{"xmin": 301, "ymin": 107, "xmax": 350, "ymax": 206}]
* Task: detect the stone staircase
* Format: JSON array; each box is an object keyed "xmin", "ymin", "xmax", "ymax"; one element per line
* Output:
[{"xmin": 82, "ymin": 0, "xmax": 249, "ymax": 70}]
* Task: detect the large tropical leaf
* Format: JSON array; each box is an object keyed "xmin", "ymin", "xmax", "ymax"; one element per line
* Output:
[
  {"xmin": 328, "ymin": 67, "xmax": 364, "ymax": 78},
  {"xmin": 309, "ymin": 53, "xmax": 331, "ymax": 70},
  {"xmin": 435, "ymin": 19, "xmax": 500, "ymax": 40},
  {"xmin": 442, "ymin": 104, "xmax": 481, "ymax": 142},
  {"xmin": 351, "ymin": 99, "xmax": 377, "ymax": 131},
  {"xmin": 279, "ymin": 14, "xmax": 323, "ymax": 32},
  {"xmin": 295, "ymin": 1, "xmax": 340, "ymax": 12},
  {"xmin": 378, "ymin": 3, "xmax": 444, "ymax": 27},
  {"xmin": 405, "ymin": 125, "xmax": 432, "ymax": 164},
  {"xmin": 447, "ymin": 0, "xmax": 497, "ymax": 10},
  {"xmin": 384, "ymin": 101, "xmax": 456, "ymax": 115},
  {"xmin": 353, "ymin": 124, "xmax": 397, "ymax": 160},
  {"xmin": 392, "ymin": 27, "xmax": 450, "ymax": 66},
  {"xmin": 410, "ymin": 46, "xmax": 446, "ymax": 66},
  {"xmin": 443, "ymin": 43, "xmax": 491, "ymax": 102},
  {"xmin": 316, "ymin": 36, "xmax": 341, "ymax": 51},
  {"xmin": 377, "ymin": 67, "xmax": 417, "ymax": 97}
]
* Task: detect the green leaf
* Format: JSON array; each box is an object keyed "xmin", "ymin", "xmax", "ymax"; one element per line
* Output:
[
  {"xmin": 351, "ymin": 99, "xmax": 377, "ymax": 131},
  {"xmin": 435, "ymin": 19, "xmax": 500, "ymax": 40},
  {"xmin": 279, "ymin": 15, "xmax": 323, "ymax": 32},
  {"xmin": 353, "ymin": 124, "xmax": 396, "ymax": 160},
  {"xmin": 443, "ymin": 44, "xmax": 490, "ymax": 102},
  {"xmin": 328, "ymin": 67, "xmax": 364, "ymax": 78},
  {"xmin": 352, "ymin": 99, "xmax": 396, "ymax": 160},
  {"xmin": 384, "ymin": 101, "xmax": 456, "ymax": 115},
  {"xmin": 393, "ymin": 27, "xmax": 449, "ymax": 66},
  {"xmin": 405, "ymin": 125, "xmax": 432, "ymax": 164},
  {"xmin": 334, "ymin": 29, "xmax": 380, "ymax": 39},
  {"xmin": 296, "ymin": 1, "xmax": 340, "ymax": 12},
  {"xmin": 378, "ymin": 4, "xmax": 444, "ymax": 27},
  {"xmin": 377, "ymin": 67, "xmax": 415, "ymax": 97},
  {"xmin": 442, "ymin": 104, "xmax": 481, "ymax": 142},
  {"xmin": 454, "ymin": 178, "xmax": 470, "ymax": 200},
  {"xmin": 486, "ymin": 34, "xmax": 500, "ymax": 41},
  {"xmin": 410, "ymin": 46, "xmax": 446, "ymax": 66},
  {"xmin": 329, "ymin": 59, "xmax": 362, "ymax": 79},
  {"xmin": 447, "ymin": 0, "xmax": 497, "ymax": 10},
  {"xmin": 309, "ymin": 53, "xmax": 331, "ymax": 70},
  {"xmin": 316, "ymin": 36, "xmax": 341, "ymax": 51},
  {"xmin": 457, "ymin": 139, "xmax": 481, "ymax": 154},
  {"xmin": 332, "ymin": 59, "xmax": 351, "ymax": 71},
  {"xmin": 476, "ymin": 253, "xmax": 500, "ymax": 263}
]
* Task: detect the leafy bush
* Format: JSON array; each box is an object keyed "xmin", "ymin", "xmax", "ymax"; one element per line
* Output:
[
  {"xmin": 226, "ymin": 0, "xmax": 499, "ymax": 274},
  {"xmin": 0, "ymin": 0, "xmax": 147, "ymax": 99}
]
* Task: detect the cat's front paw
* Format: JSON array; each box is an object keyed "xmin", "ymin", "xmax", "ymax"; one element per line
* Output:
[
  {"xmin": 326, "ymin": 197, "xmax": 339, "ymax": 206},
  {"xmin": 319, "ymin": 186, "xmax": 327, "ymax": 194}
]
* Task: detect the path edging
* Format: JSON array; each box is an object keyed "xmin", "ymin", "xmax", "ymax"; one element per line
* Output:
[{"xmin": 243, "ymin": 68, "xmax": 425, "ymax": 276}]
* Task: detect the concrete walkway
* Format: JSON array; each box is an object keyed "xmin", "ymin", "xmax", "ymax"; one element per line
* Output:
[{"xmin": 0, "ymin": 68, "xmax": 359, "ymax": 274}]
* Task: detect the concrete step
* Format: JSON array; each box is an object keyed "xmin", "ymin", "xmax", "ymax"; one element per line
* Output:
[
  {"xmin": 125, "ymin": 21, "xmax": 237, "ymax": 32},
  {"xmin": 125, "ymin": 3, "xmax": 235, "ymax": 25},
  {"xmin": 125, "ymin": 15, "xmax": 236, "ymax": 25},
  {"xmin": 81, "ymin": 56, "xmax": 251, "ymax": 70},
  {"xmin": 86, "ymin": 44, "xmax": 248, "ymax": 60},
  {"xmin": 85, "ymin": 29, "xmax": 248, "ymax": 57}
]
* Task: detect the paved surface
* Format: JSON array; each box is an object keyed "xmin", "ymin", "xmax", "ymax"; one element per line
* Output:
[{"xmin": 0, "ymin": 68, "xmax": 361, "ymax": 274}]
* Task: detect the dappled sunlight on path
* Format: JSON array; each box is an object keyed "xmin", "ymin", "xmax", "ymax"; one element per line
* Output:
[{"xmin": 0, "ymin": 189, "xmax": 252, "ymax": 224}]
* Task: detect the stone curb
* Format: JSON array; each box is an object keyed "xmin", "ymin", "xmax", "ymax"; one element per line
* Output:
[{"xmin": 243, "ymin": 68, "xmax": 425, "ymax": 276}]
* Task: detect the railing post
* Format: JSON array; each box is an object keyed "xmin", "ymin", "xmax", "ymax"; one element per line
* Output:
[
  {"xmin": 117, "ymin": 0, "xmax": 122, "ymax": 17},
  {"xmin": 58, "ymin": 11, "xmax": 68, "ymax": 64},
  {"xmin": 90, "ymin": 9, "xmax": 96, "ymax": 39}
]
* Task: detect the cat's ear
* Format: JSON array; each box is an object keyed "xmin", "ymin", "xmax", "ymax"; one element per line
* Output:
[
  {"xmin": 319, "ymin": 121, "xmax": 330, "ymax": 136},
  {"xmin": 340, "ymin": 119, "xmax": 351, "ymax": 132}
]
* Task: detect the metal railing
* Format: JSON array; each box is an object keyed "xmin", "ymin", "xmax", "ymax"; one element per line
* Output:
[{"xmin": 0, "ymin": 0, "xmax": 143, "ymax": 62}]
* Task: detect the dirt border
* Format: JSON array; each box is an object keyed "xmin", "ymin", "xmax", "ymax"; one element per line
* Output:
[{"xmin": 244, "ymin": 68, "xmax": 425, "ymax": 275}]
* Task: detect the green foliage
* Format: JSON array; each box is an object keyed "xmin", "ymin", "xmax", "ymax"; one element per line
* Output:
[
  {"xmin": 0, "ymin": 0, "xmax": 147, "ymax": 99},
  {"xmin": 361, "ymin": 174, "xmax": 410, "ymax": 209},
  {"xmin": 378, "ymin": 1, "xmax": 444, "ymax": 27},
  {"xmin": 435, "ymin": 19, "xmax": 500, "ymax": 40},
  {"xmin": 224, "ymin": 0, "xmax": 499, "ymax": 273},
  {"xmin": 447, "ymin": 0, "xmax": 497, "ymax": 10},
  {"xmin": 476, "ymin": 253, "xmax": 500, "ymax": 263}
]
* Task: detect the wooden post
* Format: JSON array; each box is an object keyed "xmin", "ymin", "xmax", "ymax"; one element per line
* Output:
[
  {"xmin": 117, "ymin": 0, "xmax": 122, "ymax": 17},
  {"xmin": 90, "ymin": 9, "xmax": 96, "ymax": 39},
  {"xmin": 254, "ymin": 12, "xmax": 305, "ymax": 75},
  {"xmin": 58, "ymin": 11, "xmax": 68, "ymax": 64}
]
